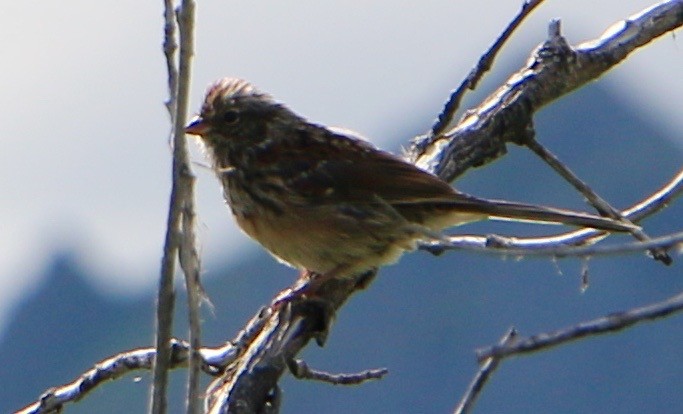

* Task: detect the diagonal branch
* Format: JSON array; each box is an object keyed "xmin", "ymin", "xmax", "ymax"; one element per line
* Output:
[
  {"xmin": 410, "ymin": 0, "xmax": 683, "ymax": 182},
  {"xmin": 453, "ymin": 329, "xmax": 517, "ymax": 414},
  {"xmin": 419, "ymin": 167, "xmax": 683, "ymax": 258},
  {"xmin": 476, "ymin": 289, "xmax": 683, "ymax": 362},
  {"xmin": 430, "ymin": 230, "xmax": 683, "ymax": 261},
  {"xmin": 525, "ymin": 134, "xmax": 671, "ymax": 263},
  {"xmin": 287, "ymin": 359, "xmax": 388, "ymax": 385},
  {"xmin": 415, "ymin": 0, "xmax": 546, "ymax": 147},
  {"xmin": 17, "ymin": 339, "xmax": 219, "ymax": 414},
  {"xmin": 453, "ymin": 286, "xmax": 683, "ymax": 413},
  {"xmin": 16, "ymin": 305, "xmax": 277, "ymax": 414}
]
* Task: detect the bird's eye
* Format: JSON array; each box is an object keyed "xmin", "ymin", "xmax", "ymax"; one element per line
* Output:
[{"xmin": 222, "ymin": 110, "xmax": 239, "ymax": 125}]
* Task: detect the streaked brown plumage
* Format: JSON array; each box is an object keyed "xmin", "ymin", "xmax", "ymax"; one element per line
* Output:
[{"xmin": 186, "ymin": 77, "xmax": 636, "ymax": 279}]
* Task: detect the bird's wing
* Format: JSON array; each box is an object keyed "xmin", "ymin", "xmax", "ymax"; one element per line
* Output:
[
  {"xmin": 277, "ymin": 127, "xmax": 636, "ymax": 232},
  {"xmin": 281, "ymin": 127, "xmax": 459, "ymax": 204}
]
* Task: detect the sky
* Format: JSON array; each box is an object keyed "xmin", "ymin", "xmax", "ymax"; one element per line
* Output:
[{"xmin": 1, "ymin": 0, "xmax": 681, "ymax": 336}]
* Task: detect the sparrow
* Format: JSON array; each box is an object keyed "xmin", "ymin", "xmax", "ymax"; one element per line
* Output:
[{"xmin": 186, "ymin": 77, "xmax": 636, "ymax": 281}]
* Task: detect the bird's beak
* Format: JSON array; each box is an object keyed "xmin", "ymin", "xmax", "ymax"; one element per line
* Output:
[{"xmin": 185, "ymin": 116, "xmax": 211, "ymax": 136}]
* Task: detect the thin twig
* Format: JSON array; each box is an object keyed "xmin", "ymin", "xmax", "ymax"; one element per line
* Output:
[
  {"xmin": 162, "ymin": 0, "xmax": 178, "ymax": 117},
  {"xmin": 420, "ymin": 168, "xmax": 683, "ymax": 258},
  {"xmin": 454, "ymin": 329, "xmax": 517, "ymax": 414},
  {"xmin": 410, "ymin": 0, "xmax": 546, "ymax": 161},
  {"xmin": 288, "ymin": 359, "xmax": 388, "ymax": 385},
  {"xmin": 427, "ymin": 230, "xmax": 683, "ymax": 260},
  {"xmin": 525, "ymin": 128, "xmax": 671, "ymax": 264},
  {"xmin": 476, "ymin": 290, "xmax": 683, "ymax": 362},
  {"xmin": 625, "ymin": 168, "xmax": 683, "ymax": 221}
]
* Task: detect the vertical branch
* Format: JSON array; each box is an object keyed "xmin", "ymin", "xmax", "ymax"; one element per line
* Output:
[
  {"xmin": 153, "ymin": 0, "xmax": 198, "ymax": 413},
  {"xmin": 152, "ymin": 2, "xmax": 180, "ymax": 413},
  {"xmin": 162, "ymin": 0, "xmax": 179, "ymax": 117},
  {"xmin": 180, "ymin": 193, "xmax": 203, "ymax": 414},
  {"xmin": 176, "ymin": 3, "xmax": 202, "ymax": 412}
]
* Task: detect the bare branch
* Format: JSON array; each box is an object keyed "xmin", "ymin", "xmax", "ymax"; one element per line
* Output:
[
  {"xmin": 524, "ymin": 134, "xmax": 671, "ymax": 264},
  {"xmin": 154, "ymin": 0, "xmax": 198, "ymax": 413},
  {"xmin": 17, "ymin": 340, "xmax": 216, "ymax": 414},
  {"xmin": 419, "ymin": 168, "xmax": 683, "ymax": 258},
  {"xmin": 173, "ymin": 2, "xmax": 203, "ymax": 413},
  {"xmin": 206, "ymin": 303, "xmax": 300, "ymax": 413},
  {"xmin": 204, "ymin": 278, "xmax": 362, "ymax": 413},
  {"xmin": 626, "ymin": 168, "xmax": 683, "ymax": 219},
  {"xmin": 428, "ymin": 230, "xmax": 683, "ymax": 261},
  {"xmin": 162, "ymin": 0, "xmax": 178, "ymax": 117},
  {"xmin": 476, "ymin": 290, "xmax": 683, "ymax": 362},
  {"xmin": 288, "ymin": 359, "xmax": 388, "ymax": 385},
  {"xmin": 154, "ymin": 0, "xmax": 180, "ymax": 406},
  {"xmin": 414, "ymin": 0, "xmax": 546, "ymax": 148},
  {"xmin": 16, "ymin": 301, "xmax": 291, "ymax": 414},
  {"xmin": 454, "ymin": 329, "xmax": 517, "ymax": 414},
  {"xmin": 411, "ymin": 0, "xmax": 683, "ymax": 182}
]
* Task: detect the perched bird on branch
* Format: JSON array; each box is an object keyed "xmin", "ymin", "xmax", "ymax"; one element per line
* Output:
[{"xmin": 186, "ymin": 77, "xmax": 636, "ymax": 283}]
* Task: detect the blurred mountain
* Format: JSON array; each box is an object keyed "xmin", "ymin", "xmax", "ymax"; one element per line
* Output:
[{"xmin": 3, "ymin": 83, "xmax": 683, "ymax": 414}]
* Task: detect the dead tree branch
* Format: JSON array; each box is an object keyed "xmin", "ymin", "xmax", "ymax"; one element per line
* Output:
[
  {"xmin": 425, "ymin": 0, "xmax": 546, "ymax": 140},
  {"xmin": 17, "ymin": 340, "xmax": 208, "ymax": 414},
  {"xmin": 476, "ymin": 289, "xmax": 683, "ymax": 361},
  {"xmin": 154, "ymin": 0, "xmax": 200, "ymax": 413},
  {"xmin": 410, "ymin": 1, "xmax": 683, "ymax": 182},
  {"xmin": 206, "ymin": 3, "xmax": 683, "ymax": 412},
  {"xmin": 453, "ymin": 329, "xmax": 518, "ymax": 414},
  {"xmin": 420, "ymin": 167, "xmax": 683, "ymax": 257}
]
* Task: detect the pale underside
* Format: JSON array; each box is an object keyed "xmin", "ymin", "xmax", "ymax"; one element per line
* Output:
[{"xmin": 233, "ymin": 200, "xmax": 484, "ymax": 276}]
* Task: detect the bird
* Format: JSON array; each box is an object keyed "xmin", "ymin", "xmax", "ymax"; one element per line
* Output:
[{"xmin": 185, "ymin": 77, "xmax": 637, "ymax": 283}]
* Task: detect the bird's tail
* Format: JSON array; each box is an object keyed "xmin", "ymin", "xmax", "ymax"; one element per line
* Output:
[{"xmin": 451, "ymin": 194, "xmax": 638, "ymax": 233}]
